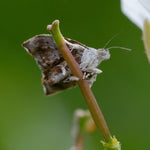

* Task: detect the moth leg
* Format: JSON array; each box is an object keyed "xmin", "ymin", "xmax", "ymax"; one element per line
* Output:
[
  {"xmin": 87, "ymin": 74, "xmax": 97, "ymax": 87},
  {"xmin": 82, "ymin": 72, "xmax": 86, "ymax": 80},
  {"xmin": 86, "ymin": 68, "xmax": 102, "ymax": 74},
  {"xmin": 82, "ymin": 72, "xmax": 91, "ymax": 80},
  {"xmin": 63, "ymin": 76, "xmax": 79, "ymax": 83},
  {"xmin": 85, "ymin": 72, "xmax": 91, "ymax": 78},
  {"xmin": 70, "ymin": 47, "xmax": 74, "ymax": 52}
]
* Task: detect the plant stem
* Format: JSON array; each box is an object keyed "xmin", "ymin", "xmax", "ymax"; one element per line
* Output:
[
  {"xmin": 47, "ymin": 20, "xmax": 111, "ymax": 141},
  {"xmin": 75, "ymin": 134, "xmax": 84, "ymax": 150}
]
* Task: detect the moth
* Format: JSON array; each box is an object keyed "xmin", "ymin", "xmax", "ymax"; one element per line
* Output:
[{"xmin": 22, "ymin": 34, "xmax": 110, "ymax": 95}]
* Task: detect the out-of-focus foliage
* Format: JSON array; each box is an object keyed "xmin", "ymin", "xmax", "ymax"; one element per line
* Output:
[{"xmin": 0, "ymin": 0, "xmax": 150, "ymax": 150}]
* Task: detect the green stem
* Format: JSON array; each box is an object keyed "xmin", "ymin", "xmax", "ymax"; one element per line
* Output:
[{"xmin": 47, "ymin": 20, "xmax": 110, "ymax": 141}]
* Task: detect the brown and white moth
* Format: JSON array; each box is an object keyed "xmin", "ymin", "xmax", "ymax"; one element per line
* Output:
[{"xmin": 22, "ymin": 34, "xmax": 110, "ymax": 95}]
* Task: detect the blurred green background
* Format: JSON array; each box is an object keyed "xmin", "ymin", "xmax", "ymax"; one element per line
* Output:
[{"xmin": 0, "ymin": 0, "xmax": 150, "ymax": 150}]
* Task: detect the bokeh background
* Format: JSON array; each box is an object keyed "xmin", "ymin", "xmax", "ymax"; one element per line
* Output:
[{"xmin": 0, "ymin": 0, "xmax": 150, "ymax": 150}]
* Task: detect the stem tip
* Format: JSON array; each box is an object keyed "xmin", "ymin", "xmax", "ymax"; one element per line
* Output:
[{"xmin": 47, "ymin": 20, "xmax": 59, "ymax": 31}]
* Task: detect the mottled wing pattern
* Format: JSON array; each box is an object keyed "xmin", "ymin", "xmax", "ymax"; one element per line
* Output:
[
  {"xmin": 22, "ymin": 34, "xmax": 84, "ymax": 95},
  {"xmin": 22, "ymin": 34, "xmax": 63, "ymax": 70}
]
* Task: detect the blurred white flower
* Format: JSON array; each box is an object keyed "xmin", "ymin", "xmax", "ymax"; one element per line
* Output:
[
  {"xmin": 121, "ymin": 0, "xmax": 150, "ymax": 63},
  {"xmin": 121, "ymin": 0, "xmax": 150, "ymax": 29}
]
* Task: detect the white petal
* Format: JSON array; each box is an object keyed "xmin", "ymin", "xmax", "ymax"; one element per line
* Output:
[{"xmin": 121, "ymin": 0, "xmax": 150, "ymax": 30}]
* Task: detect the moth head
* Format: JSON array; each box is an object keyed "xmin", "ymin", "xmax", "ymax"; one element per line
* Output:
[
  {"xmin": 97, "ymin": 48, "xmax": 110, "ymax": 61},
  {"xmin": 97, "ymin": 45, "xmax": 131, "ymax": 63}
]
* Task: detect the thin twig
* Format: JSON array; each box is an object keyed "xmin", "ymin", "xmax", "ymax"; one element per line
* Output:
[{"xmin": 47, "ymin": 20, "xmax": 111, "ymax": 141}]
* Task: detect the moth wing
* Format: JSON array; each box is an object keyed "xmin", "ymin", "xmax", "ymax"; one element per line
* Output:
[
  {"xmin": 64, "ymin": 37, "xmax": 88, "ymax": 49},
  {"xmin": 22, "ymin": 34, "xmax": 63, "ymax": 71},
  {"xmin": 43, "ymin": 78, "xmax": 77, "ymax": 95},
  {"xmin": 22, "ymin": 34, "xmax": 79, "ymax": 95}
]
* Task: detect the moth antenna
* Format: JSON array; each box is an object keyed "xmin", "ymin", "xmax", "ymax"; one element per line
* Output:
[
  {"xmin": 107, "ymin": 46, "xmax": 132, "ymax": 51},
  {"xmin": 103, "ymin": 32, "xmax": 122, "ymax": 49}
]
